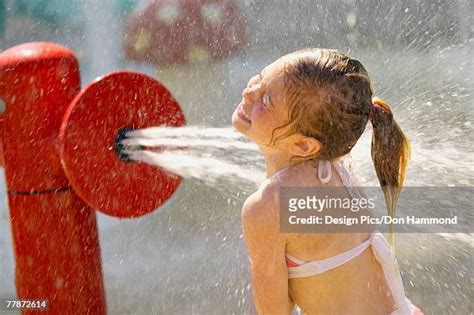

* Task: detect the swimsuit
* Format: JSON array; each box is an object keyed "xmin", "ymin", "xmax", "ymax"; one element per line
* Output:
[{"xmin": 277, "ymin": 160, "xmax": 424, "ymax": 315}]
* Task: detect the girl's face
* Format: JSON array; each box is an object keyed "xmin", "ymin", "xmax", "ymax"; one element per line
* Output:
[{"xmin": 231, "ymin": 57, "xmax": 290, "ymax": 147}]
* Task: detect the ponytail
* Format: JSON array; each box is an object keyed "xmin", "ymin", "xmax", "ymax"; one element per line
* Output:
[{"xmin": 369, "ymin": 98, "xmax": 410, "ymax": 245}]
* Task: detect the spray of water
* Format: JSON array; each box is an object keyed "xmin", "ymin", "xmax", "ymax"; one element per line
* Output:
[{"xmin": 123, "ymin": 126, "xmax": 266, "ymax": 193}]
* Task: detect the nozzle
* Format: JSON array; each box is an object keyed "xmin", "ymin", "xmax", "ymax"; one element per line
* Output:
[{"xmin": 114, "ymin": 127, "xmax": 143, "ymax": 163}]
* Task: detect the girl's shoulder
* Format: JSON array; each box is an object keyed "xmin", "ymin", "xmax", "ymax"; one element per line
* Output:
[
  {"xmin": 242, "ymin": 177, "xmax": 281, "ymax": 225},
  {"xmin": 242, "ymin": 160, "xmax": 326, "ymax": 223},
  {"xmin": 246, "ymin": 175, "xmax": 281, "ymax": 208}
]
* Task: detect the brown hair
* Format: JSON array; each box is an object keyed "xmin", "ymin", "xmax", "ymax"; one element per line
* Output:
[{"xmin": 277, "ymin": 48, "xmax": 410, "ymax": 240}]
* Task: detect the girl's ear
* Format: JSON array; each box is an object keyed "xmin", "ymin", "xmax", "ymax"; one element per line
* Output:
[{"xmin": 289, "ymin": 136, "xmax": 321, "ymax": 158}]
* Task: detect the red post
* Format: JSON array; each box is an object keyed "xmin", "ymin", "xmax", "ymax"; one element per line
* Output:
[{"xmin": 0, "ymin": 42, "xmax": 106, "ymax": 314}]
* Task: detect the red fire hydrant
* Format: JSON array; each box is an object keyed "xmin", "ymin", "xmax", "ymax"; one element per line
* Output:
[
  {"xmin": 0, "ymin": 42, "xmax": 106, "ymax": 314},
  {"xmin": 0, "ymin": 42, "xmax": 185, "ymax": 313}
]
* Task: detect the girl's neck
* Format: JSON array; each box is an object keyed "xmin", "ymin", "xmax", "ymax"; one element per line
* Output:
[
  {"xmin": 260, "ymin": 148, "xmax": 349, "ymax": 179},
  {"xmin": 260, "ymin": 147, "xmax": 302, "ymax": 178}
]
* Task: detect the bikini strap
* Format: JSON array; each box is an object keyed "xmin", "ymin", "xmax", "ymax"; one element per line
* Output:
[
  {"xmin": 318, "ymin": 159, "xmax": 363, "ymax": 200},
  {"xmin": 317, "ymin": 160, "xmax": 332, "ymax": 184},
  {"xmin": 287, "ymin": 236, "xmax": 372, "ymax": 279},
  {"xmin": 334, "ymin": 159, "xmax": 364, "ymax": 200}
]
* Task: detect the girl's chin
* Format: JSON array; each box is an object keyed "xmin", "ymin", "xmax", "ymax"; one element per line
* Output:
[
  {"xmin": 232, "ymin": 122, "xmax": 247, "ymax": 134},
  {"xmin": 231, "ymin": 113, "xmax": 248, "ymax": 132}
]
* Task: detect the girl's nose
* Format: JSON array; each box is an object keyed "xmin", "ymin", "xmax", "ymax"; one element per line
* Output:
[{"xmin": 242, "ymin": 83, "xmax": 263, "ymax": 104}]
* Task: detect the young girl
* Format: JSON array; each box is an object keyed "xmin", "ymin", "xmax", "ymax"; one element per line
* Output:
[{"xmin": 232, "ymin": 49, "xmax": 423, "ymax": 315}]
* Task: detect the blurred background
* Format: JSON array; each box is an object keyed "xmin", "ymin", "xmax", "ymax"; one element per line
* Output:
[{"xmin": 0, "ymin": 0, "xmax": 473, "ymax": 314}]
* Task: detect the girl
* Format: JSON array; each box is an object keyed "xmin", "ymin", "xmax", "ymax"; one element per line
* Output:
[{"xmin": 232, "ymin": 49, "xmax": 423, "ymax": 315}]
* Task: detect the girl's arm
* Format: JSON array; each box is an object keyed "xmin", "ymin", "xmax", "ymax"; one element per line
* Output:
[{"xmin": 242, "ymin": 188, "xmax": 294, "ymax": 315}]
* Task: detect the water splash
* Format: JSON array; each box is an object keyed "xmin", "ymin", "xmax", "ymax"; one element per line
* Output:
[{"xmin": 123, "ymin": 126, "xmax": 266, "ymax": 193}]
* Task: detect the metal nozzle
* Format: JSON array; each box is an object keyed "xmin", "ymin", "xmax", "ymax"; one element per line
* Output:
[{"xmin": 114, "ymin": 127, "xmax": 143, "ymax": 163}]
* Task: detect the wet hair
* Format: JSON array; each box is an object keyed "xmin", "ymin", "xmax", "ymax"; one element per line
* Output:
[{"xmin": 275, "ymin": 48, "xmax": 410, "ymax": 239}]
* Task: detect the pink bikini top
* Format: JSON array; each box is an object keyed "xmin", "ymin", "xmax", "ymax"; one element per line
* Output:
[{"xmin": 280, "ymin": 160, "xmax": 420, "ymax": 315}]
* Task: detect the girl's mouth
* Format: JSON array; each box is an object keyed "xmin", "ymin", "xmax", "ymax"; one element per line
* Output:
[{"xmin": 237, "ymin": 104, "xmax": 252, "ymax": 124}]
